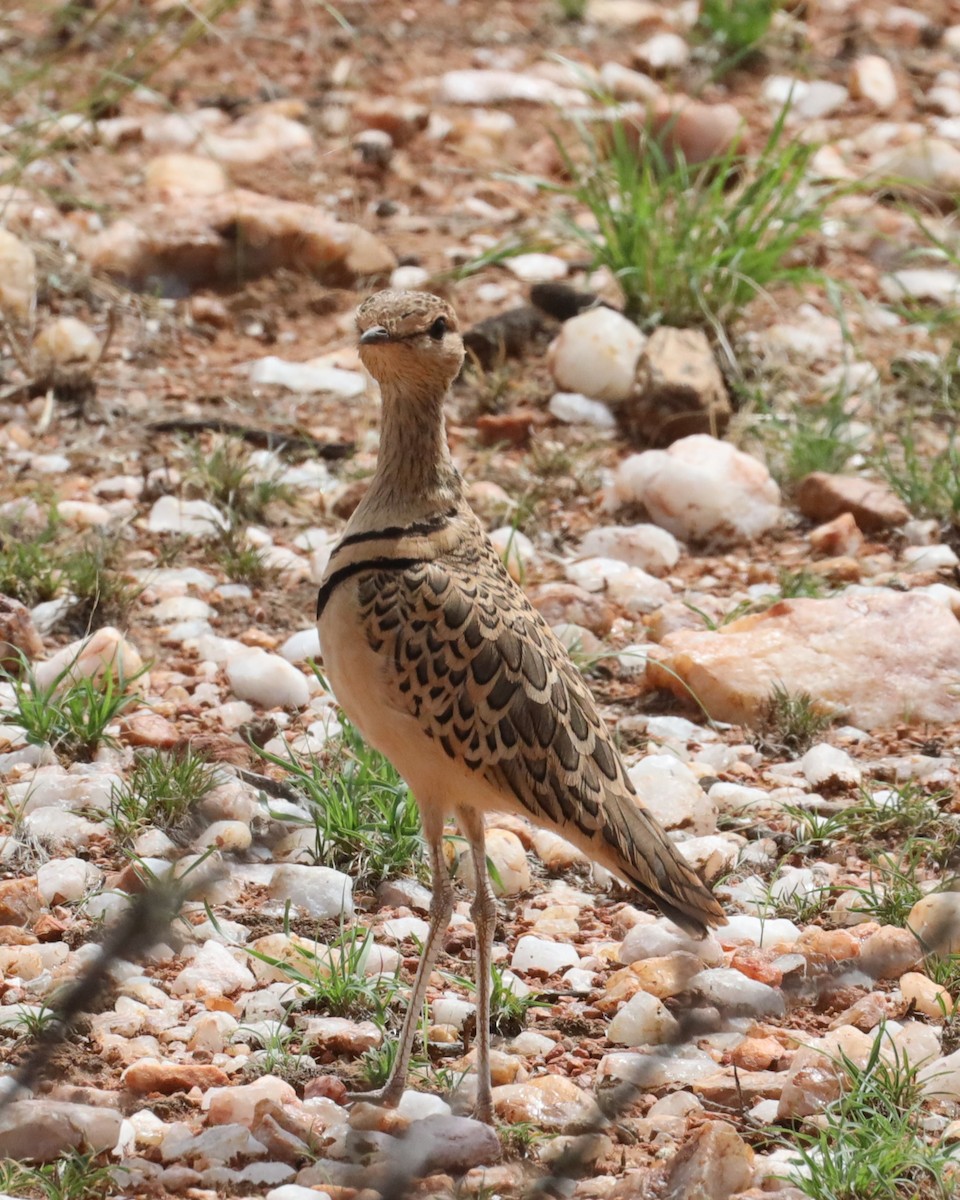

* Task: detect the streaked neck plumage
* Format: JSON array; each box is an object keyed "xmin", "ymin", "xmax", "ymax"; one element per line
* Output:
[{"xmin": 347, "ymin": 374, "xmax": 464, "ymax": 535}]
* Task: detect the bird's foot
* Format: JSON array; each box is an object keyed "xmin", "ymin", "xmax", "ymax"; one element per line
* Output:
[{"xmin": 472, "ymin": 1095, "xmax": 494, "ymax": 1125}]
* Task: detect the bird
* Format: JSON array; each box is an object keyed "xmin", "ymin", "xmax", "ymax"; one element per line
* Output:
[{"xmin": 316, "ymin": 289, "xmax": 725, "ymax": 1124}]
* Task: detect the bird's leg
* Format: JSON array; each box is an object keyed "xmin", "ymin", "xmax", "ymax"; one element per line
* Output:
[
  {"xmin": 351, "ymin": 813, "xmax": 452, "ymax": 1108},
  {"xmin": 458, "ymin": 806, "xmax": 496, "ymax": 1125}
]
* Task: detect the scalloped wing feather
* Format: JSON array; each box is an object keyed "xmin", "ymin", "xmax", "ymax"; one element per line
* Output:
[{"xmin": 355, "ymin": 540, "xmax": 724, "ymax": 934}]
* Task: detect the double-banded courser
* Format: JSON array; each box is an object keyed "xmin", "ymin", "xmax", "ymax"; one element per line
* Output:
[{"xmin": 317, "ymin": 290, "xmax": 725, "ymax": 1123}]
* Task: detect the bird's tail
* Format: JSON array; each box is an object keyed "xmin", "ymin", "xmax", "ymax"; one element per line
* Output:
[{"xmin": 593, "ymin": 791, "xmax": 727, "ymax": 938}]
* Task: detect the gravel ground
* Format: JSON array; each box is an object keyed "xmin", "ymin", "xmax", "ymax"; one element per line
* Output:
[{"xmin": 1, "ymin": 2, "xmax": 960, "ymax": 1198}]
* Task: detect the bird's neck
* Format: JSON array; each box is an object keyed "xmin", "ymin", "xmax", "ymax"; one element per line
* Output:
[{"xmin": 353, "ymin": 378, "xmax": 463, "ymax": 530}]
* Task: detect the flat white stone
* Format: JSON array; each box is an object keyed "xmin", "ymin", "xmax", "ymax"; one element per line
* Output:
[
  {"xmin": 397, "ymin": 1091, "xmax": 452, "ymax": 1119},
  {"xmin": 249, "ymin": 356, "xmax": 365, "ymax": 397},
  {"xmin": 901, "ymin": 543, "xmax": 959, "ymax": 571},
  {"xmin": 171, "ymin": 940, "xmax": 256, "ymax": 997},
  {"xmin": 628, "ymin": 756, "xmax": 717, "ymax": 835},
  {"xmin": 432, "ymin": 995, "xmax": 475, "ymax": 1029},
  {"xmin": 151, "ymin": 595, "xmax": 214, "ymax": 623},
  {"xmin": 882, "ymin": 269, "xmax": 960, "ymax": 305},
  {"xmin": 226, "ymin": 648, "xmax": 309, "ymax": 708},
  {"xmin": 548, "ymin": 392, "xmax": 616, "ymax": 429},
  {"xmin": 634, "ymin": 32, "xmax": 689, "ymax": 72},
  {"xmin": 763, "ymin": 76, "xmax": 849, "ymax": 119},
  {"xmin": 148, "ymin": 496, "xmax": 227, "ymax": 537},
  {"xmin": 37, "ymin": 857, "xmax": 102, "ymax": 904},
  {"xmin": 565, "ymin": 557, "xmax": 671, "ymax": 614},
  {"xmin": 689, "ymin": 967, "xmax": 785, "ymax": 1017},
  {"xmin": 390, "ymin": 266, "xmax": 430, "ymax": 290},
  {"xmin": 719, "ymin": 914, "xmax": 801, "ymax": 948},
  {"xmin": 279, "ymin": 628, "xmax": 321, "ymax": 663},
  {"xmin": 279, "ymin": 462, "xmax": 332, "ymax": 490},
  {"xmin": 850, "ymin": 55, "xmax": 897, "ymax": 111},
  {"xmin": 504, "ymin": 253, "xmax": 568, "ymax": 282},
  {"xmin": 511, "ymin": 935, "xmax": 580, "ymax": 974},
  {"xmin": 437, "ymin": 69, "xmax": 586, "ymax": 107},
  {"xmin": 269, "ymin": 864, "xmax": 354, "ymax": 920},
  {"xmin": 799, "ymin": 743, "xmax": 862, "ymax": 788},
  {"xmin": 578, "ymin": 524, "xmax": 680, "ymax": 575},
  {"xmin": 380, "ymin": 916, "xmax": 431, "ymax": 942}
]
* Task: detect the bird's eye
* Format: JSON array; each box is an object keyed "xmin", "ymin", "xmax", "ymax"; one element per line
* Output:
[{"xmin": 428, "ymin": 316, "xmax": 447, "ymax": 340}]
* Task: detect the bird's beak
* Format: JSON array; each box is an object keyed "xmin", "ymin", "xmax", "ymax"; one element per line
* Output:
[{"xmin": 359, "ymin": 325, "xmax": 391, "ymax": 345}]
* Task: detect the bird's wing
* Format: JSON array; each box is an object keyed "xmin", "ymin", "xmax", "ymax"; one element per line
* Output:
[{"xmin": 355, "ymin": 542, "xmax": 724, "ymax": 933}]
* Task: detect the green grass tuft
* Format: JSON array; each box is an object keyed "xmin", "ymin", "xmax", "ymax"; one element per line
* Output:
[
  {"xmin": 0, "ymin": 514, "xmax": 62, "ymax": 606},
  {"xmin": 788, "ymin": 1028, "xmax": 953, "ymax": 1200},
  {"xmin": 0, "ymin": 655, "xmax": 142, "ymax": 763},
  {"xmin": 696, "ymin": 0, "xmax": 780, "ymax": 74},
  {"xmin": 849, "ymin": 840, "xmax": 943, "ymax": 928},
  {"xmin": 874, "ymin": 430, "xmax": 960, "ymax": 528},
  {"xmin": 189, "ymin": 436, "xmax": 294, "ymax": 525},
  {"xmin": 555, "ymin": 0, "xmax": 587, "ymax": 19},
  {"xmin": 756, "ymin": 682, "xmax": 835, "ymax": 755},
  {"xmin": 0, "ymin": 515, "xmax": 140, "ymax": 632},
  {"xmin": 245, "ymin": 920, "xmax": 400, "ymax": 1025},
  {"xmin": 489, "ymin": 962, "xmax": 550, "ymax": 1035},
  {"xmin": 256, "ymin": 717, "xmax": 425, "ymax": 888},
  {"xmin": 211, "ymin": 521, "xmax": 271, "ymax": 588},
  {"xmin": 782, "ymin": 393, "xmax": 866, "ymax": 483},
  {"xmin": 0, "ymin": 1151, "xmax": 118, "ymax": 1200},
  {"xmin": 106, "ymin": 746, "xmax": 218, "ymax": 841},
  {"xmin": 559, "ymin": 109, "xmax": 831, "ymax": 333},
  {"xmin": 60, "ymin": 536, "xmax": 143, "ymax": 634},
  {"xmin": 358, "ymin": 1036, "xmax": 403, "ymax": 1089}
]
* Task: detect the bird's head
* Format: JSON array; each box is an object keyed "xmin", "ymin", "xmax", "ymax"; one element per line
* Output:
[{"xmin": 356, "ymin": 290, "xmax": 464, "ymax": 396}]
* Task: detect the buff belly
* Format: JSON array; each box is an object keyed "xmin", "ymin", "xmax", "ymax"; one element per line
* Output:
[{"xmin": 318, "ymin": 582, "xmax": 507, "ymax": 824}]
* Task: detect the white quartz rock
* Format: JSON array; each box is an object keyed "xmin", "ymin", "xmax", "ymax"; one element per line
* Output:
[
  {"xmin": 719, "ymin": 914, "xmax": 801, "ymax": 948},
  {"xmin": 547, "ymin": 308, "xmax": 646, "ymax": 403},
  {"xmin": 250, "ymin": 356, "xmax": 365, "ymax": 397},
  {"xmin": 279, "ymin": 628, "xmax": 321, "ymax": 663},
  {"xmin": 689, "ymin": 967, "xmax": 785, "ymax": 1017},
  {"xmin": 578, "ymin": 524, "xmax": 680, "ymax": 576},
  {"xmin": 172, "ymin": 940, "xmax": 256, "ymax": 997},
  {"xmin": 454, "ymin": 828, "xmax": 531, "ymax": 896},
  {"xmin": 613, "ymin": 435, "xmax": 781, "ymax": 542},
  {"xmin": 901, "ymin": 543, "xmax": 959, "ymax": 572},
  {"xmin": 269, "ymin": 864, "xmax": 354, "ymax": 920},
  {"xmin": 548, "ymin": 392, "xmax": 616, "ymax": 429},
  {"xmin": 920, "ymin": 1046, "xmax": 960, "ymax": 1099},
  {"xmin": 628, "ymin": 756, "xmax": 718, "ymax": 835},
  {"xmin": 619, "ymin": 918, "xmax": 724, "ymax": 966},
  {"xmin": 511, "ymin": 935, "xmax": 580, "ymax": 975},
  {"xmin": 438, "ymin": 69, "xmax": 587, "ymax": 107},
  {"xmin": 565, "ymin": 557, "xmax": 671, "ymax": 614},
  {"xmin": 226, "ymin": 648, "xmax": 309, "ymax": 708},
  {"xmin": 799, "ymin": 743, "xmax": 862, "ymax": 788},
  {"xmin": 37, "ymin": 857, "xmax": 103, "ymax": 904},
  {"xmin": 608, "ymin": 990, "xmax": 680, "ymax": 1046},
  {"xmin": 147, "ymin": 496, "xmax": 227, "ymax": 536},
  {"xmin": 505, "ymin": 253, "xmax": 568, "ymax": 282}
]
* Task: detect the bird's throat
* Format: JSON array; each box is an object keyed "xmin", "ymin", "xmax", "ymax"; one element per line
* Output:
[{"xmin": 361, "ymin": 380, "xmax": 462, "ymax": 526}]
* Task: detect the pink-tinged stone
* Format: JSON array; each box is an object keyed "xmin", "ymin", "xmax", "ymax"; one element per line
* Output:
[
  {"xmin": 119, "ymin": 710, "xmax": 180, "ymax": 748},
  {"xmin": 647, "ymin": 591, "xmax": 960, "ymax": 729},
  {"xmin": 0, "ymin": 596, "xmax": 44, "ymax": 671},
  {"xmin": 80, "ymin": 188, "xmax": 395, "ymax": 294}
]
